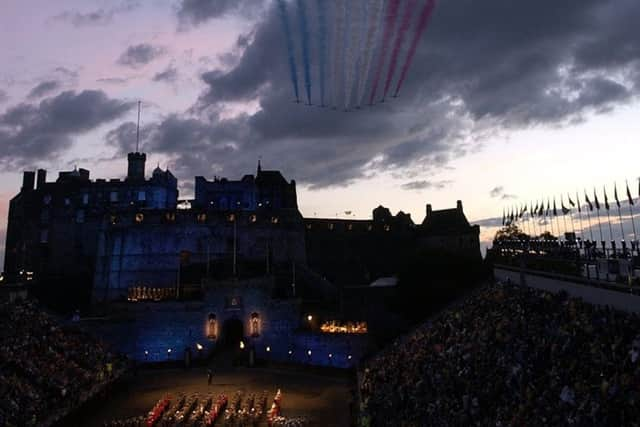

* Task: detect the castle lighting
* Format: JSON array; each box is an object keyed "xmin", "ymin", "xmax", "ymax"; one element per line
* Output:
[
  {"xmin": 240, "ymin": 340, "xmax": 245, "ymax": 350},
  {"xmin": 196, "ymin": 343, "xmax": 203, "ymax": 351},
  {"xmin": 266, "ymin": 346, "xmax": 271, "ymax": 352}
]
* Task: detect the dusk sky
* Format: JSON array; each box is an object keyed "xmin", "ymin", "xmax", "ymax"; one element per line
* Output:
[{"xmin": 2, "ymin": 0, "xmax": 640, "ymax": 264}]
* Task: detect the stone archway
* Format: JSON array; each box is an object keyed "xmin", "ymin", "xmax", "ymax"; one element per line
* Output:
[{"xmin": 221, "ymin": 317, "xmax": 244, "ymax": 348}]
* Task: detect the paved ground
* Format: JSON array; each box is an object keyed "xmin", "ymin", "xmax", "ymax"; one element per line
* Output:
[{"xmin": 71, "ymin": 359, "xmax": 354, "ymax": 427}]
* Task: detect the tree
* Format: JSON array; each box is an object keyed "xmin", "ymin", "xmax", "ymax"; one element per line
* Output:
[{"xmin": 493, "ymin": 224, "xmax": 529, "ymax": 242}]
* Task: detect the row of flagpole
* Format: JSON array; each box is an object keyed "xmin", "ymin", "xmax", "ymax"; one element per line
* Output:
[{"xmin": 501, "ymin": 180, "xmax": 639, "ymax": 248}]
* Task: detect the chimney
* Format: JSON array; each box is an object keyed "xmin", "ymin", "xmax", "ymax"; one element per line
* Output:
[
  {"xmin": 22, "ymin": 171, "xmax": 35, "ymax": 192},
  {"xmin": 456, "ymin": 200, "xmax": 463, "ymax": 212},
  {"xmin": 426, "ymin": 204, "xmax": 432, "ymax": 218},
  {"xmin": 36, "ymin": 169, "xmax": 47, "ymax": 189},
  {"xmin": 127, "ymin": 152, "xmax": 146, "ymax": 181}
]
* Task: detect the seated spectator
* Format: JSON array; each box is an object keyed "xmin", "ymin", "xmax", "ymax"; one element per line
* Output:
[
  {"xmin": 0, "ymin": 298, "xmax": 127, "ymax": 426},
  {"xmin": 360, "ymin": 283, "xmax": 640, "ymax": 426}
]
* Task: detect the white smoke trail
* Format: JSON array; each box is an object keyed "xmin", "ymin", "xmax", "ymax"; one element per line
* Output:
[
  {"xmin": 331, "ymin": 0, "xmax": 346, "ymax": 108},
  {"xmin": 343, "ymin": 0, "xmax": 365, "ymax": 110},
  {"xmin": 355, "ymin": 0, "xmax": 385, "ymax": 108}
]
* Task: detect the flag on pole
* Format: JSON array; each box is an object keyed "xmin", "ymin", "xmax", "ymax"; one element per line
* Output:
[
  {"xmin": 553, "ymin": 197, "xmax": 557, "ymax": 216},
  {"xmin": 561, "ymin": 196, "xmax": 569, "ymax": 215},
  {"xmin": 594, "ymin": 188, "xmax": 600, "ymax": 210},
  {"xmin": 585, "ymin": 191, "xmax": 593, "ymax": 211},
  {"xmin": 614, "ymin": 183, "xmax": 621, "ymax": 208},
  {"xmin": 627, "ymin": 180, "xmax": 634, "ymax": 205},
  {"xmin": 604, "ymin": 186, "xmax": 610, "ymax": 210},
  {"xmin": 546, "ymin": 199, "xmax": 550, "ymax": 216},
  {"xmin": 502, "ymin": 208, "xmax": 505, "ymax": 226},
  {"xmin": 576, "ymin": 192, "xmax": 581, "ymax": 213},
  {"xmin": 567, "ymin": 194, "xmax": 575, "ymax": 207},
  {"xmin": 534, "ymin": 201, "xmax": 539, "ymax": 214}
]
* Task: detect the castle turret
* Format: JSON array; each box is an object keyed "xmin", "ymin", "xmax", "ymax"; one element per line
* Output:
[{"xmin": 127, "ymin": 152, "xmax": 146, "ymax": 181}]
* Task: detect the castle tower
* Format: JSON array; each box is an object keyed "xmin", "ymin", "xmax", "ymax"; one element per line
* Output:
[{"xmin": 127, "ymin": 152, "xmax": 146, "ymax": 181}]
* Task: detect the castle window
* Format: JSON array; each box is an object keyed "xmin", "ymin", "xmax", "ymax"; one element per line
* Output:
[
  {"xmin": 197, "ymin": 213, "xmax": 207, "ymax": 223},
  {"xmin": 328, "ymin": 223, "xmax": 334, "ymax": 230},
  {"xmin": 228, "ymin": 213, "xmax": 236, "ymax": 222},
  {"xmin": 137, "ymin": 191, "xmax": 146, "ymax": 201},
  {"xmin": 306, "ymin": 224, "xmax": 312, "ymax": 230},
  {"xmin": 249, "ymin": 214, "xmax": 257, "ymax": 223},
  {"xmin": 165, "ymin": 212, "xmax": 176, "ymax": 222},
  {"xmin": 43, "ymin": 195, "xmax": 52, "ymax": 205},
  {"xmin": 40, "ymin": 229, "xmax": 49, "ymax": 243},
  {"xmin": 110, "ymin": 191, "xmax": 118, "ymax": 202},
  {"xmin": 347, "ymin": 224, "xmax": 353, "ymax": 231},
  {"xmin": 76, "ymin": 210, "xmax": 85, "ymax": 224},
  {"xmin": 110, "ymin": 215, "xmax": 118, "ymax": 225},
  {"xmin": 64, "ymin": 198, "xmax": 71, "ymax": 206},
  {"xmin": 367, "ymin": 225, "xmax": 373, "ymax": 231},
  {"xmin": 384, "ymin": 225, "xmax": 391, "ymax": 232},
  {"xmin": 206, "ymin": 313, "xmax": 217, "ymax": 340},
  {"xmin": 250, "ymin": 312, "xmax": 260, "ymax": 337},
  {"xmin": 82, "ymin": 193, "xmax": 89, "ymax": 205},
  {"xmin": 40, "ymin": 210, "xmax": 49, "ymax": 224},
  {"xmin": 135, "ymin": 213, "xmax": 144, "ymax": 223},
  {"xmin": 271, "ymin": 216, "xmax": 279, "ymax": 224}
]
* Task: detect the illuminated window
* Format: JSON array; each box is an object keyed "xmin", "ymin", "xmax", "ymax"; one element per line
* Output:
[
  {"xmin": 165, "ymin": 212, "xmax": 176, "ymax": 222},
  {"xmin": 40, "ymin": 229, "xmax": 49, "ymax": 243},
  {"xmin": 249, "ymin": 214, "xmax": 257, "ymax": 223},
  {"xmin": 197, "ymin": 213, "xmax": 207, "ymax": 223},
  {"xmin": 137, "ymin": 191, "xmax": 146, "ymax": 201},
  {"xmin": 76, "ymin": 210, "xmax": 85, "ymax": 223},
  {"xmin": 135, "ymin": 213, "xmax": 144, "ymax": 223},
  {"xmin": 384, "ymin": 225, "xmax": 391, "ymax": 232},
  {"xmin": 367, "ymin": 225, "xmax": 373, "ymax": 231},
  {"xmin": 43, "ymin": 195, "xmax": 52, "ymax": 205},
  {"xmin": 271, "ymin": 216, "xmax": 279, "ymax": 224},
  {"xmin": 82, "ymin": 193, "xmax": 89, "ymax": 205},
  {"xmin": 306, "ymin": 224, "xmax": 312, "ymax": 230},
  {"xmin": 347, "ymin": 224, "xmax": 353, "ymax": 231},
  {"xmin": 207, "ymin": 313, "xmax": 217, "ymax": 340},
  {"xmin": 228, "ymin": 213, "xmax": 236, "ymax": 222},
  {"xmin": 328, "ymin": 223, "xmax": 334, "ymax": 230},
  {"xmin": 250, "ymin": 312, "xmax": 260, "ymax": 337},
  {"xmin": 110, "ymin": 215, "xmax": 118, "ymax": 225},
  {"xmin": 110, "ymin": 191, "xmax": 118, "ymax": 202},
  {"xmin": 64, "ymin": 198, "xmax": 71, "ymax": 206}
]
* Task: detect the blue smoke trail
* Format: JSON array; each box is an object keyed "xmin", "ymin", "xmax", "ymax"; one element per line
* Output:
[
  {"xmin": 316, "ymin": 0, "xmax": 327, "ymax": 107},
  {"xmin": 296, "ymin": 0, "xmax": 312, "ymax": 105},
  {"xmin": 277, "ymin": 0, "xmax": 300, "ymax": 102}
]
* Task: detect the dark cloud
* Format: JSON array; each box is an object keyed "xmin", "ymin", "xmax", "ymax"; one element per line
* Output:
[
  {"xmin": 489, "ymin": 187, "xmax": 505, "ymax": 198},
  {"xmin": 401, "ymin": 180, "xmax": 453, "ymax": 191},
  {"xmin": 27, "ymin": 80, "xmax": 60, "ymax": 100},
  {"xmin": 153, "ymin": 65, "xmax": 179, "ymax": 83},
  {"xmin": 0, "ymin": 90, "xmax": 8, "ymax": 104},
  {"xmin": 52, "ymin": 1, "xmax": 139, "ymax": 27},
  {"xmin": 97, "ymin": 77, "xmax": 133, "ymax": 85},
  {"xmin": 117, "ymin": 44, "xmax": 166, "ymax": 68},
  {"xmin": 107, "ymin": 0, "xmax": 640, "ymax": 189},
  {"xmin": 176, "ymin": 0, "xmax": 267, "ymax": 29},
  {"xmin": 0, "ymin": 90, "xmax": 134, "ymax": 168}
]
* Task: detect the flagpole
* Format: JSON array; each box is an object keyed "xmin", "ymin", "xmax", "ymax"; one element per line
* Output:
[
  {"xmin": 575, "ymin": 191, "xmax": 585, "ymax": 243},
  {"xmin": 531, "ymin": 209, "xmax": 537, "ymax": 239},
  {"xmin": 627, "ymin": 179, "xmax": 637, "ymax": 254}
]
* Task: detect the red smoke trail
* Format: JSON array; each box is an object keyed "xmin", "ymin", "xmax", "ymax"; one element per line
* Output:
[
  {"xmin": 382, "ymin": 0, "xmax": 417, "ymax": 100},
  {"xmin": 368, "ymin": 0, "xmax": 401, "ymax": 105},
  {"xmin": 394, "ymin": 0, "xmax": 437, "ymax": 97}
]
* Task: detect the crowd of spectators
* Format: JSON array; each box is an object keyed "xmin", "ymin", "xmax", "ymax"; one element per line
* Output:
[
  {"xmin": 0, "ymin": 298, "xmax": 127, "ymax": 426},
  {"xmin": 360, "ymin": 282, "xmax": 640, "ymax": 426}
]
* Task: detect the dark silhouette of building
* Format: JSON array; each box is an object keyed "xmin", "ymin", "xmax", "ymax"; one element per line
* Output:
[{"xmin": 3, "ymin": 151, "xmax": 480, "ymax": 309}]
